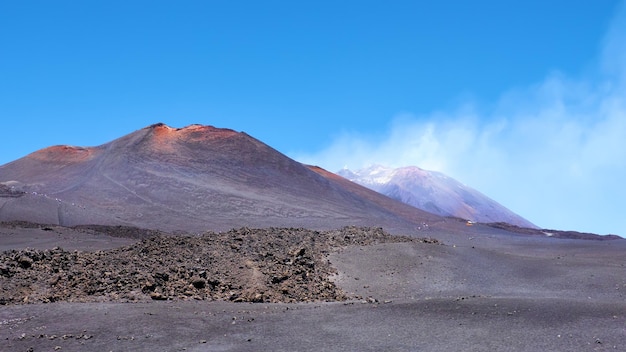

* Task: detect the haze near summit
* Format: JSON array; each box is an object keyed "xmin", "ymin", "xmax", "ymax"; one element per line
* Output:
[
  {"xmin": 298, "ymin": 3, "xmax": 626, "ymax": 237},
  {"xmin": 0, "ymin": 1, "xmax": 624, "ymax": 236}
]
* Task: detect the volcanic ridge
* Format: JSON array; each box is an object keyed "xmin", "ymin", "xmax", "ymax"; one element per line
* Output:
[{"xmin": 0, "ymin": 123, "xmax": 443, "ymax": 234}]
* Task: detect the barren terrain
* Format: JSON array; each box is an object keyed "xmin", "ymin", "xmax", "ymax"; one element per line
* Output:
[
  {"xmin": 1, "ymin": 225, "xmax": 433, "ymax": 305},
  {"xmin": 1, "ymin": 222, "xmax": 624, "ymax": 352},
  {"xmin": 0, "ymin": 124, "xmax": 442, "ymax": 233},
  {"xmin": 1, "ymin": 124, "xmax": 624, "ymax": 351}
]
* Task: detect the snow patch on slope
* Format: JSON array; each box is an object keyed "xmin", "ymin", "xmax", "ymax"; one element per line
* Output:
[{"xmin": 338, "ymin": 165, "xmax": 537, "ymax": 228}]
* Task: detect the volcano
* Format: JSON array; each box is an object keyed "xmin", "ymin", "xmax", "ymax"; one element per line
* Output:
[
  {"xmin": 0, "ymin": 123, "xmax": 441, "ymax": 233},
  {"xmin": 338, "ymin": 165, "xmax": 536, "ymax": 228},
  {"xmin": 1, "ymin": 123, "xmax": 624, "ymax": 352}
]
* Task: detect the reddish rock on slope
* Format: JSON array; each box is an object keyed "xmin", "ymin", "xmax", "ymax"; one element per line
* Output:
[{"xmin": 0, "ymin": 123, "xmax": 440, "ymax": 233}]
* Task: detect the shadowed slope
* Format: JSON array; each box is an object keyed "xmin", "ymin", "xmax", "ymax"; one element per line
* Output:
[{"xmin": 0, "ymin": 123, "xmax": 440, "ymax": 232}]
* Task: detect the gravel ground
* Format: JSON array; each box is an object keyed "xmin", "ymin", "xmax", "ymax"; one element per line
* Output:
[
  {"xmin": 1, "ymin": 223, "xmax": 624, "ymax": 352},
  {"xmin": 0, "ymin": 226, "xmax": 437, "ymax": 305}
]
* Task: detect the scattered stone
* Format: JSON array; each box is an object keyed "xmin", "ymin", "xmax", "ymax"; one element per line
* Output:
[
  {"xmin": 150, "ymin": 292, "xmax": 167, "ymax": 301},
  {"xmin": 0, "ymin": 226, "xmax": 435, "ymax": 304},
  {"xmin": 17, "ymin": 256, "xmax": 33, "ymax": 269},
  {"xmin": 366, "ymin": 297, "xmax": 378, "ymax": 303},
  {"xmin": 191, "ymin": 278, "xmax": 206, "ymax": 289}
]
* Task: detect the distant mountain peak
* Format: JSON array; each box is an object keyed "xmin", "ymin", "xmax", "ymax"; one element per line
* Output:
[{"xmin": 339, "ymin": 165, "xmax": 537, "ymax": 228}]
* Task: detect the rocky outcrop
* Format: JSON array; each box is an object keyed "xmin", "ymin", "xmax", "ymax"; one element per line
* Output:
[{"xmin": 0, "ymin": 226, "xmax": 437, "ymax": 305}]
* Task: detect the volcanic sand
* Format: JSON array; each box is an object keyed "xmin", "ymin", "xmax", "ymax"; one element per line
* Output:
[{"xmin": 1, "ymin": 223, "xmax": 625, "ymax": 352}]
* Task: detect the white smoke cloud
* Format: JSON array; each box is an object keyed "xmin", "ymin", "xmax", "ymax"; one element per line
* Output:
[{"xmin": 295, "ymin": 4, "xmax": 626, "ymax": 236}]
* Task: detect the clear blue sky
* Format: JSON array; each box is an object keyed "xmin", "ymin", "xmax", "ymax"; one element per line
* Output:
[{"xmin": 2, "ymin": 1, "xmax": 625, "ymax": 236}]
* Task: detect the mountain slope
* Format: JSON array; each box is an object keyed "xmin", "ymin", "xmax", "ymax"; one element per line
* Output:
[
  {"xmin": 338, "ymin": 165, "xmax": 536, "ymax": 228},
  {"xmin": 0, "ymin": 123, "xmax": 440, "ymax": 233}
]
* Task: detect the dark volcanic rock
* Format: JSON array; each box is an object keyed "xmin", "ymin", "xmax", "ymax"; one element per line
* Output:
[
  {"xmin": 0, "ymin": 184, "xmax": 25, "ymax": 198},
  {"xmin": 0, "ymin": 226, "xmax": 437, "ymax": 305}
]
